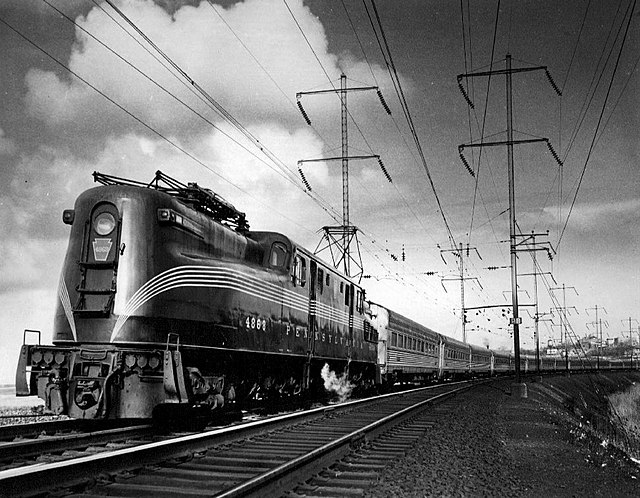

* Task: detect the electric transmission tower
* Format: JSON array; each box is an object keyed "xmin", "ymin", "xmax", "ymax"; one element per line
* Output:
[
  {"xmin": 296, "ymin": 74, "xmax": 391, "ymax": 280},
  {"xmin": 585, "ymin": 305, "xmax": 608, "ymax": 368},
  {"xmin": 457, "ymin": 54, "xmax": 562, "ymax": 385},
  {"xmin": 550, "ymin": 284, "xmax": 579, "ymax": 374},
  {"xmin": 441, "ymin": 243, "xmax": 482, "ymax": 343}
]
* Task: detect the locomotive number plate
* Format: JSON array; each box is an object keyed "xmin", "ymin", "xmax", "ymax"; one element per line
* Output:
[{"xmin": 244, "ymin": 316, "xmax": 268, "ymax": 331}]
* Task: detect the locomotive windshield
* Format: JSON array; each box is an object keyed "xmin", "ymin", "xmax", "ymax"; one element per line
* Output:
[{"xmin": 269, "ymin": 242, "xmax": 288, "ymax": 267}]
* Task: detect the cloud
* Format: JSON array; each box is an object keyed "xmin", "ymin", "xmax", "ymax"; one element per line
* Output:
[
  {"xmin": 4, "ymin": 146, "xmax": 90, "ymax": 240},
  {"xmin": 541, "ymin": 198, "xmax": 640, "ymax": 232},
  {"xmin": 0, "ymin": 0, "xmax": 87, "ymax": 17},
  {"xmin": 24, "ymin": 0, "xmax": 389, "ymax": 140},
  {"xmin": 0, "ymin": 288, "xmax": 57, "ymax": 387},
  {"xmin": 0, "ymin": 127, "xmax": 16, "ymax": 155},
  {"xmin": 0, "ymin": 238, "xmax": 66, "ymax": 294},
  {"xmin": 0, "ymin": 122, "xmax": 332, "ymax": 322},
  {"xmin": 1, "ymin": 0, "xmax": 406, "ymax": 384}
]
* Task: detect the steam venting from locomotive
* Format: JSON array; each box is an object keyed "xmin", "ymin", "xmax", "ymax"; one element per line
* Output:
[{"xmin": 321, "ymin": 363, "xmax": 354, "ymax": 402}]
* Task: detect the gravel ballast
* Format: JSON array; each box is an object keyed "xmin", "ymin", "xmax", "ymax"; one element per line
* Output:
[{"xmin": 366, "ymin": 373, "xmax": 640, "ymax": 497}]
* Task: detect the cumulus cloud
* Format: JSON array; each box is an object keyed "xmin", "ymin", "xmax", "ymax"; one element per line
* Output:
[
  {"xmin": 0, "ymin": 0, "xmax": 404, "ymax": 383},
  {"xmin": 24, "ymin": 0, "xmax": 388, "ymax": 139}
]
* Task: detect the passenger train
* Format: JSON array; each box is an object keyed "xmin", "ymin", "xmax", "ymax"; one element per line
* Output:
[{"xmin": 15, "ymin": 171, "xmax": 631, "ymax": 421}]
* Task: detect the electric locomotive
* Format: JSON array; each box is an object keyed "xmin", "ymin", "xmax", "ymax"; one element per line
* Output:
[
  {"xmin": 16, "ymin": 171, "xmax": 377, "ymax": 420},
  {"xmin": 16, "ymin": 171, "xmax": 634, "ymax": 422}
]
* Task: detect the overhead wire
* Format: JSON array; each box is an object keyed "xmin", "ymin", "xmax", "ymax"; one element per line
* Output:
[
  {"xmin": 282, "ymin": 0, "xmax": 379, "ymax": 159},
  {"xmin": 365, "ymin": 0, "xmax": 458, "ymax": 251},
  {"xmin": 338, "ymin": 0, "xmax": 446, "ymax": 249},
  {"xmin": 557, "ymin": 0, "xmax": 637, "ymax": 249},
  {"xmin": 282, "ymin": 0, "xmax": 454, "ymax": 298},
  {"xmin": 42, "ymin": 0, "xmax": 299, "ymax": 191},
  {"xmin": 594, "ymin": 51, "xmax": 640, "ymax": 148},
  {"xmin": 102, "ymin": 0, "xmax": 444, "ymax": 301},
  {"xmin": 96, "ymin": 0, "xmax": 346, "ymax": 225},
  {"xmin": 555, "ymin": 0, "xmax": 628, "ymax": 247},
  {"xmin": 0, "ymin": 13, "xmax": 313, "ymax": 234},
  {"xmin": 560, "ymin": 0, "xmax": 626, "ymax": 163},
  {"xmin": 466, "ymin": 0, "xmax": 502, "ymax": 240}
]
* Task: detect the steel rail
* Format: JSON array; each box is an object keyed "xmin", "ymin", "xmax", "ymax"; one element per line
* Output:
[
  {"xmin": 0, "ymin": 424, "xmax": 154, "ymax": 463},
  {"xmin": 218, "ymin": 383, "xmax": 472, "ymax": 497},
  {"xmin": 0, "ymin": 417, "xmax": 148, "ymax": 442},
  {"xmin": 0, "ymin": 382, "xmax": 474, "ymax": 496}
]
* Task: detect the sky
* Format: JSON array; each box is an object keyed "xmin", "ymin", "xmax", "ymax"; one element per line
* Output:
[{"xmin": 0, "ymin": 0, "xmax": 638, "ymax": 384}]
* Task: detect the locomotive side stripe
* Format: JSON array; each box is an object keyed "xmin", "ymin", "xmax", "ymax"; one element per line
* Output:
[
  {"xmin": 311, "ymin": 300, "xmax": 360, "ymax": 328},
  {"xmin": 58, "ymin": 274, "xmax": 77, "ymax": 341},
  {"xmin": 114, "ymin": 266, "xmax": 307, "ymax": 326},
  {"xmin": 122, "ymin": 266, "xmax": 308, "ymax": 313},
  {"xmin": 111, "ymin": 265, "xmax": 363, "ymax": 341}
]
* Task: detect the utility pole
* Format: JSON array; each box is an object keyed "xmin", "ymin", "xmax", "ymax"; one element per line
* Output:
[
  {"xmin": 622, "ymin": 318, "xmax": 639, "ymax": 368},
  {"xmin": 440, "ymin": 243, "xmax": 482, "ymax": 343},
  {"xmin": 586, "ymin": 305, "xmax": 607, "ymax": 369},
  {"xmin": 457, "ymin": 54, "xmax": 562, "ymax": 391},
  {"xmin": 296, "ymin": 74, "xmax": 391, "ymax": 279},
  {"xmin": 516, "ymin": 231, "xmax": 555, "ymax": 377},
  {"xmin": 623, "ymin": 317, "xmax": 639, "ymax": 345},
  {"xmin": 536, "ymin": 312, "xmax": 554, "ymax": 374},
  {"xmin": 550, "ymin": 284, "xmax": 578, "ymax": 374}
]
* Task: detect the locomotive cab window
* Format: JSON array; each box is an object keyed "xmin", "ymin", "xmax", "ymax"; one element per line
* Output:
[
  {"xmin": 292, "ymin": 255, "xmax": 306, "ymax": 287},
  {"xmin": 317, "ymin": 268, "xmax": 324, "ymax": 294},
  {"xmin": 355, "ymin": 289, "xmax": 364, "ymax": 313},
  {"xmin": 270, "ymin": 242, "xmax": 288, "ymax": 268}
]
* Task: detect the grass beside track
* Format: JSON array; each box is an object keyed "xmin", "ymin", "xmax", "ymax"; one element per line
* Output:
[{"xmin": 608, "ymin": 382, "xmax": 640, "ymax": 453}]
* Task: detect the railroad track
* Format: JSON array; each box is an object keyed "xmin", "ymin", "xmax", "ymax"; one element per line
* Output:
[
  {"xmin": 0, "ymin": 380, "xmax": 482, "ymax": 497},
  {"xmin": 0, "ymin": 423, "xmax": 155, "ymax": 472},
  {"xmin": 0, "ymin": 418, "xmax": 150, "ymax": 442}
]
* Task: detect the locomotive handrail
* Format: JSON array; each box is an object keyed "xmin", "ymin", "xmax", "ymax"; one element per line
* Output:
[
  {"xmin": 165, "ymin": 333, "xmax": 180, "ymax": 352},
  {"xmin": 22, "ymin": 329, "xmax": 41, "ymax": 346}
]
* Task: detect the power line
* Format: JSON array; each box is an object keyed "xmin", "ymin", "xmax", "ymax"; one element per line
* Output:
[
  {"xmin": 560, "ymin": 0, "xmax": 627, "ymax": 163},
  {"xmin": 0, "ymin": 13, "xmax": 310, "ymax": 231},
  {"xmin": 365, "ymin": 0, "xmax": 458, "ymax": 250},
  {"xmin": 98, "ymin": 0, "xmax": 347, "ymax": 223},
  {"xmin": 557, "ymin": 0, "xmax": 637, "ymax": 248},
  {"xmin": 43, "ymin": 0, "xmax": 302, "ymax": 191}
]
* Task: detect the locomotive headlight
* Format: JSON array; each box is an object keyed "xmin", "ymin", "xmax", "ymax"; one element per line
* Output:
[
  {"xmin": 148, "ymin": 354, "xmax": 161, "ymax": 370},
  {"xmin": 32, "ymin": 351, "xmax": 43, "ymax": 364},
  {"xmin": 124, "ymin": 354, "xmax": 136, "ymax": 368},
  {"xmin": 95, "ymin": 212, "xmax": 116, "ymax": 235},
  {"xmin": 62, "ymin": 209, "xmax": 75, "ymax": 225}
]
